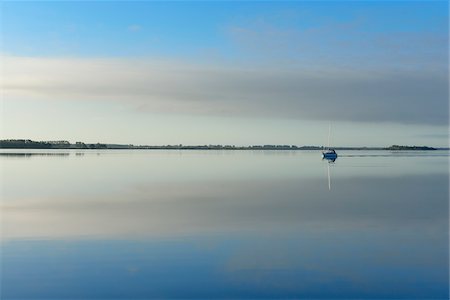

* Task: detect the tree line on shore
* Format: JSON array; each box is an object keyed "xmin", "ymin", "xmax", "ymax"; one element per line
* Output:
[
  {"xmin": 0, "ymin": 139, "xmax": 438, "ymax": 150},
  {"xmin": 0, "ymin": 140, "xmax": 107, "ymax": 149}
]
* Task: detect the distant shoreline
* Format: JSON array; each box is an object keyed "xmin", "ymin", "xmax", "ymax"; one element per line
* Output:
[{"xmin": 0, "ymin": 140, "xmax": 444, "ymax": 151}]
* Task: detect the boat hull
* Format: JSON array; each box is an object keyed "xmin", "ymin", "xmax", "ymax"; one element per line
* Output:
[{"xmin": 322, "ymin": 151, "xmax": 338, "ymax": 160}]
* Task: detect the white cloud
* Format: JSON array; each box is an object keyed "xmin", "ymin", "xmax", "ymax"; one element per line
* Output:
[{"xmin": 128, "ymin": 24, "xmax": 142, "ymax": 32}]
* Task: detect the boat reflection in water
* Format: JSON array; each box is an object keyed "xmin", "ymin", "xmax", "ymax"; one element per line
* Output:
[{"xmin": 322, "ymin": 154, "xmax": 337, "ymax": 190}]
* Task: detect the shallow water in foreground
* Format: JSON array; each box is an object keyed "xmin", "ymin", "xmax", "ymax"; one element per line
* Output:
[{"xmin": 1, "ymin": 150, "xmax": 448, "ymax": 299}]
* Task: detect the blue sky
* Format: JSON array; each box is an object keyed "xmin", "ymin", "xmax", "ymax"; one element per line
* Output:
[
  {"xmin": 1, "ymin": 1, "xmax": 448, "ymax": 146},
  {"xmin": 2, "ymin": 1, "xmax": 447, "ymax": 58}
]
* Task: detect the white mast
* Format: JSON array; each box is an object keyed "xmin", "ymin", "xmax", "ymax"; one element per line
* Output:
[{"xmin": 327, "ymin": 123, "xmax": 332, "ymax": 150}]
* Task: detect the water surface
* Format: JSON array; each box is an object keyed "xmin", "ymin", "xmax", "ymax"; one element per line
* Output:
[{"xmin": 1, "ymin": 150, "xmax": 448, "ymax": 299}]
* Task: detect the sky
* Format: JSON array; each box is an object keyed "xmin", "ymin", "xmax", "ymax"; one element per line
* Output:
[{"xmin": 0, "ymin": 1, "xmax": 448, "ymax": 147}]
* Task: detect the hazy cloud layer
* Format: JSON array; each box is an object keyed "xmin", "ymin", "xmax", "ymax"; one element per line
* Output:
[
  {"xmin": 226, "ymin": 18, "xmax": 448, "ymax": 71},
  {"xmin": 2, "ymin": 55, "xmax": 448, "ymax": 125}
]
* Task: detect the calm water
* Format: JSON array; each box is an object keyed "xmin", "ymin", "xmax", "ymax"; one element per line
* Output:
[{"xmin": 1, "ymin": 150, "xmax": 448, "ymax": 299}]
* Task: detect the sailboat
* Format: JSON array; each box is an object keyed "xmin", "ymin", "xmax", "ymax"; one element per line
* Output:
[{"xmin": 322, "ymin": 124, "xmax": 338, "ymax": 160}]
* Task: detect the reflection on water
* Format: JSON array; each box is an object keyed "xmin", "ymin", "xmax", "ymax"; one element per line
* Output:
[
  {"xmin": 0, "ymin": 150, "xmax": 448, "ymax": 299},
  {"xmin": 323, "ymin": 158, "xmax": 336, "ymax": 190}
]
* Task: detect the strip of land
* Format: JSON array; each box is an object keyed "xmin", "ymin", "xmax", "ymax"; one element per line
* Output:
[{"xmin": 0, "ymin": 140, "xmax": 441, "ymax": 150}]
